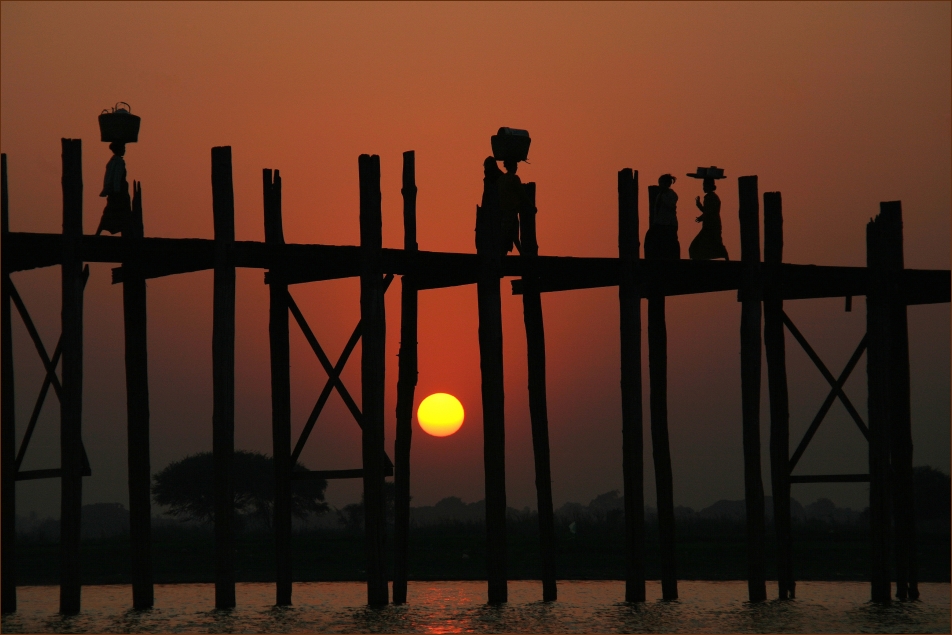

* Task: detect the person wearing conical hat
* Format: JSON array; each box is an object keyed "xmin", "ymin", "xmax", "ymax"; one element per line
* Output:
[{"xmin": 687, "ymin": 167, "xmax": 729, "ymax": 261}]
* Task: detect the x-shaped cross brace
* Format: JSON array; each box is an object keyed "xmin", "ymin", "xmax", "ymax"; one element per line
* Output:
[
  {"xmin": 785, "ymin": 310, "xmax": 869, "ymax": 472},
  {"xmin": 287, "ymin": 274, "xmax": 395, "ymax": 473},
  {"xmin": 8, "ymin": 267, "xmax": 92, "ymax": 478}
]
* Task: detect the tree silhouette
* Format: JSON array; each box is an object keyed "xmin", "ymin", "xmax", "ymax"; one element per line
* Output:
[
  {"xmin": 914, "ymin": 466, "xmax": 951, "ymax": 523},
  {"xmin": 152, "ymin": 451, "xmax": 328, "ymax": 528},
  {"xmin": 338, "ymin": 481, "xmax": 398, "ymax": 533}
]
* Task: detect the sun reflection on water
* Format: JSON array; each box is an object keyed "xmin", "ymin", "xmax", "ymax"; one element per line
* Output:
[{"xmin": 1, "ymin": 580, "xmax": 948, "ymax": 633}]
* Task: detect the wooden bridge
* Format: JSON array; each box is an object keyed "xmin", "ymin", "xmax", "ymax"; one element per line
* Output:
[{"xmin": 1, "ymin": 141, "xmax": 948, "ymax": 613}]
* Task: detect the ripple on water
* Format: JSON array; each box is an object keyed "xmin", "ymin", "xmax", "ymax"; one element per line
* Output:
[{"xmin": 1, "ymin": 580, "xmax": 948, "ymax": 633}]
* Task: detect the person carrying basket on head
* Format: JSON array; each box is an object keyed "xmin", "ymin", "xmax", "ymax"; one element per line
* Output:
[
  {"xmin": 96, "ymin": 103, "xmax": 140, "ymax": 235},
  {"xmin": 489, "ymin": 127, "xmax": 532, "ymax": 255},
  {"xmin": 686, "ymin": 166, "xmax": 729, "ymax": 261},
  {"xmin": 97, "ymin": 140, "xmax": 131, "ymax": 235}
]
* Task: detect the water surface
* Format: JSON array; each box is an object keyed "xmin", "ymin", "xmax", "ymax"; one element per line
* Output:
[{"xmin": 1, "ymin": 581, "xmax": 948, "ymax": 633}]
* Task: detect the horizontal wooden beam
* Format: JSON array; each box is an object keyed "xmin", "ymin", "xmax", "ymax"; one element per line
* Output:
[
  {"xmin": 294, "ymin": 469, "xmax": 363, "ymax": 480},
  {"xmin": 901, "ymin": 268, "xmax": 952, "ymax": 305},
  {"xmin": 413, "ymin": 251, "xmax": 479, "ymax": 290},
  {"xmin": 291, "ymin": 464, "xmax": 393, "ymax": 481},
  {"xmin": 3, "ymin": 232, "xmax": 62, "ymax": 271},
  {"xmin": 15, "ymin": 469, "xmax": 63, "ymax": 481},
  {"xmin": 789, "ymin": 474, "xmax": 870, "ymax": 484},
  {"xmin": 15, "ymin": 465, "xmax": 91, "ymax": 481},
  {"xmin": 113, "ymin": 259, "xmax": 212, "ymax": 284},
  {"xmin": 512, "ymin": 260, "xmax": 950, "ymax": 304},
  {"xmin": 4, "ymin": 232, "xmax": 949, "ymax": 303},
  {"xmin": 781, "ymin": 264, "xmax": 950, "ymax": 304}
]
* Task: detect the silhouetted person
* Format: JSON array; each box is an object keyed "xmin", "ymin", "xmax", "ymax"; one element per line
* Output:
[
  {"xmin": 476, "ymin": 156, "xmax": 504, "ymax": 253},
  {"xmin": 97, "ymin": 141, "xmax": 131, "ymax": 235},
  {"xmin": 689, "ymin": 177, "xmax": 729, "ymax": 260},
  {"xmin": 497, "ymin": 158, "xmax": 526, "ymax": 255},
  {"xmin": 645, "ymin": 173, "xmax": 680, "ymax": 260},
  {"xmin": 685, "ymin": 166, "xmax": 729, "ymax": 260}
]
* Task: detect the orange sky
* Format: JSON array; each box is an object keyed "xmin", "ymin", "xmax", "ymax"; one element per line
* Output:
[{"xmin": 2, "ymin": 2, "xmax": 949, "ymax": 517}]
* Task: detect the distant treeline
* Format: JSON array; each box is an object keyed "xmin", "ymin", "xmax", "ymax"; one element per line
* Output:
[
  {"xmin": 13, "ymin": 467, "xmax": 949, "ymax": 585},
  {"xmin": 17, "ymin": 465, "xmax": 951, "ymax": 540}
]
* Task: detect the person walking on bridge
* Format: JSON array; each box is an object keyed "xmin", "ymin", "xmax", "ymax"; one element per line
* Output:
[
  {"xmin": 687, "ymin": 166, "xmax": 729, "ymax": 260},
  {"xmin": 497, "ymin": 157, "xmax": 528, "ymax": 255},
  {"xmin": 645, "ymin": 173, "xmax": 680, "ymax": 260},
  {"xmin": 96, "ymin": 141, "xmax": 131, "ymax": 235},
  {"xmin": 487, "ymin": 127, "xmax": 531, "ymax": 255}
]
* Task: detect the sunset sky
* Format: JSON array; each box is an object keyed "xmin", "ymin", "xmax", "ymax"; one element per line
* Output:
[{"xmin": 2, "ymin": 2, "xmax": 949, "ymax": 518}]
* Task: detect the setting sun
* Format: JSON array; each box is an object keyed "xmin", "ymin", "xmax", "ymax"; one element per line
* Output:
[{"xmin": 417, "ymin": 393, "xmax": 465, "ymax": 437}]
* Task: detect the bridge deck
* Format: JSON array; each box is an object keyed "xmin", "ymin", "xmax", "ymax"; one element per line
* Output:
[{"xmin": 5, "ymin": 231, "xmax": 949, "ymax": 305}]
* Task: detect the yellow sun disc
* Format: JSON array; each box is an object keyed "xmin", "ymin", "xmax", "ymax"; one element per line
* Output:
[{"xmin": 417, "ymin": 393, "xmax": 465, "ymax": 437}]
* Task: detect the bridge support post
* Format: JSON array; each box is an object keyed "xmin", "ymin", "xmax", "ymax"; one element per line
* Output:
[
  {"xmin": 645, "ymin": 183, "xmax": 678, "ymax": 601},
  {"xmin": 880, "ymin": 203, "xmax": 918, "ymax": 601},
  {"xmin": 763, "ymin": 191, "xmax": 793, "ymax": 599},
  {"xmin": 866, "ymin": 201, "xmax": 916, "ymax": 602},
  {"xmin": 866, "ymin": 204, "xmax": 891, "ymax": 603},
  {"xmin": 124, "ymin": 182, "xmax": 154, "ymax": 609},
  {"xmin": 1, "ymin": 154, "xmax": 16, "ymax": 614},
  {"xmin": 618, "ymin": 168, "xmax": 645, "ymax": 602},
  {"xmin": 393, "ymin": 151, "xmax": 418, "ymax": 605},
  {"xmin": 738, "ymin": 175, "xmax": 767, "ymax": 603},
  {"xmin": 520, "ymin": 182, "xmax": 557, "ymax": 602},
  {"xmin": 359, "ymin": 154, "xmax": 389, "ymax": 607},
  {"xmin": 211, "ymin": 146, "xmax": 237, "ymax": 609},
  {"xmin": 264, "ymin": 169, "xmax": 293, "ymax": 606},
  {"xmin": 59, "ymin": 139, "xmax": 84, "ymax": 614},
  {"xmin": 476, "ymin": 162, "xmax": 507, "ymax": 604},
  {"xmin": 647, "ymin": 294, "xmax": 677, "ymax": 600}
]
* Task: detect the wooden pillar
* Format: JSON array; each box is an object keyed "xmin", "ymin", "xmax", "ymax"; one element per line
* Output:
[
  {"xmin": 878, "ymin": 202, "xmax": 918, "ymax": 601},
  {"xmin": 59, "ymin": 139, "xmax": 84, "ymax": 614},
  {"xmin": 123, "ymin": 181, "xmax": 154, "ymax": 609},
  {"xmin": 648, "ymin": 310, "xmax": 678, "ymax": 600},
  {"xmin": 866, "ymin": 202, "xmax": 911, "ymax": 603},
  {"xmin": 358, "ymin": 154, "xmax": 388, "ymax": 607},
  {"xmin": 866, "ymin": 207, "xmax": 891, "ymax": 603},
  {"xmin": 1, "ymin": 154, "xmax": 16, "ymax": 614},
  {"xmin": 476, "ymin": 160, "xmax": 507, "ymax": 604},
  {"xmin": 738, "ymin": 175, "xmax": 767, "ymax": 603},
  {"xmin": 519, "ymin": 182, "xmax": 557, "ymax": 602},
  {"xmin": 393, "ymin": 151, "xmax": 418, "ymax": 605},
  {"xmin": 645, "ymin": 185, "xmax": 677, "ymax": 601},
  {"xmin": 265, "ymin": 169, "xmax": 292, "ymax": 606},
  {"xmin": 763, "ymin": 191, "xmax": 794, "ymax": 600},
  {"xmin": 617, "ymin": 168, "xmax": 645, "ymax": 603},
  {"xmin": 211, "ymin": 146, "xmax": 236, "ymax": 609}
]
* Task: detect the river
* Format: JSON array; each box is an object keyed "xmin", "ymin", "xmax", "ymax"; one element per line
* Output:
[{"xmin": 1, "ymin": 580, "xmax": 948, "ymax": 633}]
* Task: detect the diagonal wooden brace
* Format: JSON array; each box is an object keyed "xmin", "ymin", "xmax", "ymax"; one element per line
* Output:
[
  {"xmin": 789, "ymin": 332, "xmax": 869, "ymax": 472},
  {"xmin": 9, "ymin": 284, "xmax": 64, "ymax": 399},
  {"xmin": 15, "ymin": 337, "xmax": 62, "ymax": 471},
  {"xmin": 11, "ymin": 266, "xmax": 90, "ymax": 472},
  {"xmin": 286, "ymin": 273, "xmax": 394, "ymax": 469},
  {"xmin": 291, "ymin": 320, "xmax": 362, "ymax": 463},
  {"xmin": 287, "ymin": 293, "xmax": 364, "ymax": 425},
  {"xmin": 782, "ymin": 311, "xmax": 869, "ymax": 439}
]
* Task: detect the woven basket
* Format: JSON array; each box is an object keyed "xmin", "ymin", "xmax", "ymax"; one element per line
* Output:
[
  {"xmin": 491, "ymin": 127, "xmax": 530, "ymax": 162},
  {"xmin": 99, "ymin": 103, "xmax": 140, "ymax": 143}
]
